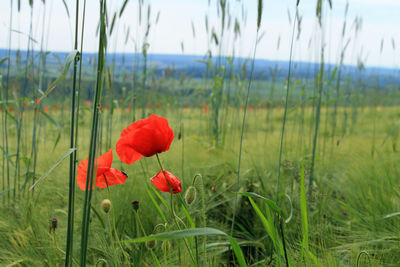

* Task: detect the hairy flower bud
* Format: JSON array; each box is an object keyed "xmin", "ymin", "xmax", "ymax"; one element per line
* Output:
[
  {"xmin": 101, "ymin": 199, "xmax": 112, "ymax": 213},
  {"xmin": 184, "ymin": 186, "xmax": 197, "ymax": 205}
]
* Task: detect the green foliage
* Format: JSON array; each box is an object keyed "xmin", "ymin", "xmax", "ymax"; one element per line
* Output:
[{"xmin": 125, "ymin": 227, "xmax": 247, "ymax": 267}]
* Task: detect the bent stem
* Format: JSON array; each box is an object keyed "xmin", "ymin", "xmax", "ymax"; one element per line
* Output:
[{"xmin": 155, "ymin": 153, "xmax": 197, "ymax": 266}]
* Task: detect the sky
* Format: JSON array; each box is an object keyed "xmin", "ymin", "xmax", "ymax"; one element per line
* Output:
[{"xmin": 0, "ymin": 0, "xmax": 399, "ymax": 68}]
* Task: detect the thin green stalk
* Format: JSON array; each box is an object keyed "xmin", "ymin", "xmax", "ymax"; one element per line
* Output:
[
  {"xmin": 309, "ymin": 10, "xmax": 326, "ymax": 198},
  {"xmin": 25, "ymin": 0, "xmax": 38, "ymax": 198},
  {"xmin": 155, "ymin": 154, "xmax": 197, "ymax": 266},
  {"xmin": 331, "ymin": 5, "xmax": 348, "ymax": 147},
  {"xmin": 29, "ymin": 0, "xmax": 49, "ymax": 199},
  {"xmin": 74, "ymin": 0, "xmax": 87, "ymax": 151},
  {"xmin": 4, "ymin": 0, "xmax": 13, "ymax": 202},
  {"xmin": 65, "ymin": 0, "xmax": 81, "ymax": 265},
  {"xmin": 181, "ymin": 123, "xmax": 184, "ymax": 179},
  {"xmin": 141, "ymin": 47, "xmax": 148, "ymax": 119},
  {"xmin": 278, "ymin": 216, "xmax": 289, "ymax": 267},
  {"xmin": 13, "ymin": 107, "xmax": 23, "ymax": 197},
  {"xmin": 275, "ymin": 6, "xmax": 298, "ymax": 204},
  {"xmin": 231, "ymin": 0, "xmax": 263, "ymax": 236},
  {"xmin": 30, "ymin": 101, "xmax": 39, "ymax": 197},
  {"xmin": 192, "ymin": 173, "xmax": 207, "ymax": 264},
  {"xmin": 1, "ymin": 79, "xmax": 5, "ymax": 205},
  {"xmin": 80, "ymin": 1, "xmax": 106, "ymax": 265}
]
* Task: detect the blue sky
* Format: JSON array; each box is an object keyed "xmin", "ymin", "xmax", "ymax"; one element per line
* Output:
[{"xmin": 0, "ymin": 0, "xmax": 399, "ymax": 68}]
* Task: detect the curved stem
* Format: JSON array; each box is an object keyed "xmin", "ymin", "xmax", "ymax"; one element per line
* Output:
[
  {"xmin": 276, "ymin": 8, "xmax": 298, "ymax": 205},
  {"xmin": 154, "ymin": 153, "xmax": 197, "ymax": 266}
]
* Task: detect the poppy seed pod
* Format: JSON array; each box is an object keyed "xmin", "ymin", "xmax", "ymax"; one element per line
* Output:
[
  {"xmin": 101, "ymin": 199, "xmax": 112, "ymax": 213},
  {"xmin": 131, "ymin": 200, "xmax": 140, "ymax": 211},
  {"xmin": 184, "ymin": 186, "xmax": 197, "ymax": 205}
]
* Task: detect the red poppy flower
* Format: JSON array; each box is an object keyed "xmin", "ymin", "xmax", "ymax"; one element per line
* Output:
[
  {"xmin": 116, "ymin": 114, "xmax": 174, "ymax": 165},
  {"xmin": 77, "ymin": 149, "xmax": 128, "ymax": 191},
  {"xmin": 151, "ymin": 170, "xmax": 182, "ymax": 194}
]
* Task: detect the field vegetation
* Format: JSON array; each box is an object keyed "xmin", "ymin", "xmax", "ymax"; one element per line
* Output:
[{"xmin": 0, "ymin": 0, "xmax": 399, "ymax": 266}]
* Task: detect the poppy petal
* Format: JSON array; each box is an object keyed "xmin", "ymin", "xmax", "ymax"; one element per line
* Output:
[
  {"xmin": 96, "ymin": 149, "xmax": 113, "ymax": 175},
  {"xmin": 120, "ymin": 117, "xmax": 148, "ymax": 138},
  {"xmin": 76, "ymin": 149, "xmax": 115, "ymax": 191},
  {"xmin": 116, "ymin": 114, "xmax": 174, "ymax": 164},
  {"xmin": 77, "ymin": 158, "xmax": 97, "ymax": 191},
  {"xmin": 150, "ymin": 170, "xmax": 182, "ymax": 194},
  {"xmin": 129, "ymin": 126, "xmax": 161, "ymax": 157},
  {"xmin": 116, "ymin": 136, "xmax": 144, "ymax": 164},
  {"xmin": 96, "ymin": 168, "xmax": 128, "ymax": 188},
  {"xmin": 77, "ymin": 158, "xmax": 90, "ymax": 191},
  {"xmin": 126, "ymin": 116, "xmax": 173, "ymax": 156}
]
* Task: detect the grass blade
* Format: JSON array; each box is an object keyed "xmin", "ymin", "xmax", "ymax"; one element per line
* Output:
[
  {"xmin": 29, "ymin": 148, "xmax": 76, "ymax": 190},
  {"xmin": 39, "ymin": 50, "xmax": 79, "ymax": 101},
  {"xmin": 39, "ymin": 107, "xmax": 61, "ymax": 150}
]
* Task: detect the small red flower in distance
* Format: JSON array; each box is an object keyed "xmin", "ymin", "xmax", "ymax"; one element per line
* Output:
[
  {"xmin": 203, "ymin": 104, "xmax": 210, "ymax": 114},
  {"xmin": 151, "ymin": 170, "xmax": 182, "ymax": 194},
  {"xmin": 116, "ymin": 114, "xmax": 174, "ymax": 165},
  {"xmin": 83, "ymin": 100, "xmax": 91, "ymax": 107},
  {"xmin": 77, "ymin": 149, "xmax": 128, "ymax": 191}
]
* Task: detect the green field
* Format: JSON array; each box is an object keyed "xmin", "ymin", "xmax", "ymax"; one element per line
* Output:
[
  {"xmin": 1, "ymin": 105, "xmax": 399, "ymax": 266},
  {"xmin": 1, "ymin": 0, "xmax": 400, "ymax": 266}
]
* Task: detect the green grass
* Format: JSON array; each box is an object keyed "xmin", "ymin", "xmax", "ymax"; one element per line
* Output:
[{"xmin": 0, "ymin": 105, "xmax": 399, "ymax": 266}]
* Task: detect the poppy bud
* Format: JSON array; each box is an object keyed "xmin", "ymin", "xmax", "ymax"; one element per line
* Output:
[
  {"xmin": 50, "ymin": 218, "xmax": 58, "ymax": 232},
  {"xmin": 131, "ymin": 200, "xmax": 140, "ymax": 212},
  {"xmin": 101, "ymin": 199, "xmax": 112, "ymax": 213},
  {"xmin": 150, "ymin": 170, "xmax": 182, "ymax": 194},
  {"xmin": 184, "ymin": 186, "xmax": 197, "ymax": 205}
]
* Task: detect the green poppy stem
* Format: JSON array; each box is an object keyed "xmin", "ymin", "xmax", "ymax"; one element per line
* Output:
[{"xmin": 154, "ymin": 153, "xmax": 197, "ymax": 266}]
